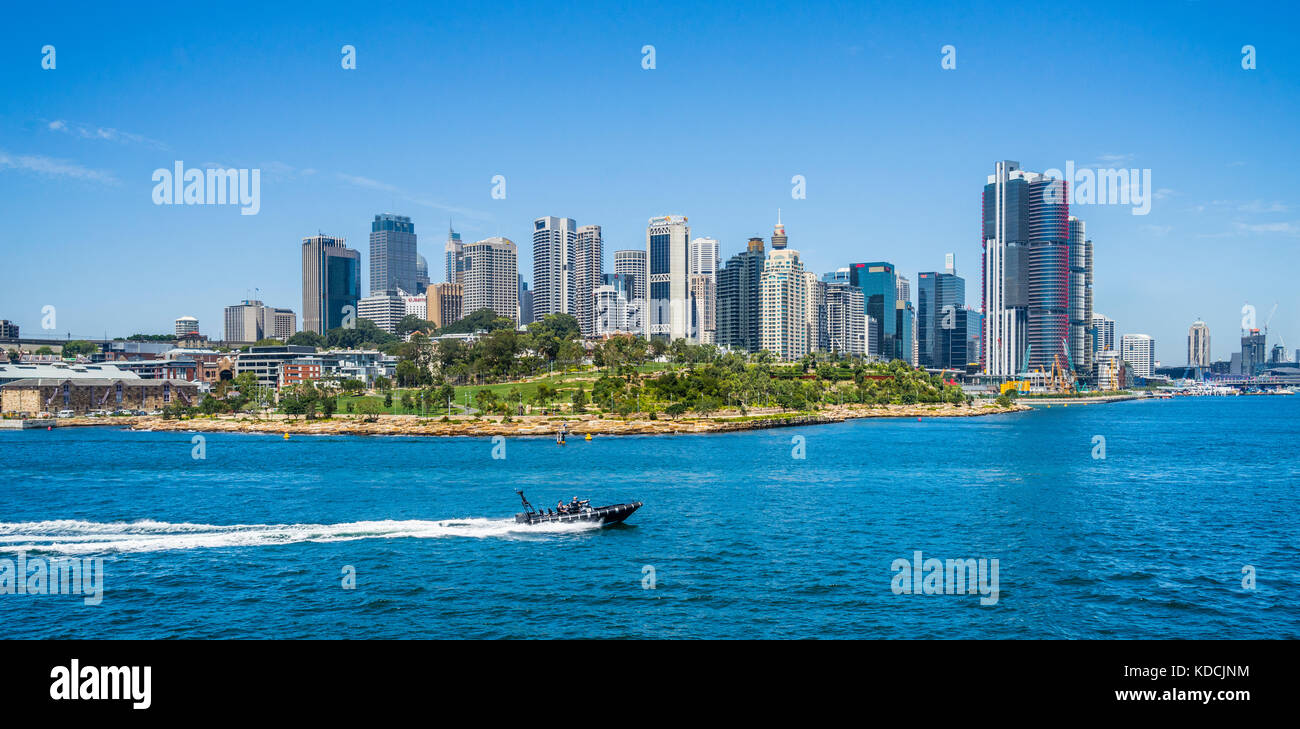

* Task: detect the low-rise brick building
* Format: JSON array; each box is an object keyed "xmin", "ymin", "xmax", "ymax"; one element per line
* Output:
[{"xmin": 0, "ymin": 378, "xmax": 200, "ymax": 415}]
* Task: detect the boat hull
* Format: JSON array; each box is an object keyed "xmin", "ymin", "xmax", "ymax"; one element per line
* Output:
[{"xmin": 515, "ymin": 501, "xmax": 642, "ymax": 526}]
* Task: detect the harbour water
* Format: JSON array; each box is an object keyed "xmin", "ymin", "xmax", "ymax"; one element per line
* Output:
[{"xmin": 1, "ymin": 396, "xmax": 1297, "ymax": 639}]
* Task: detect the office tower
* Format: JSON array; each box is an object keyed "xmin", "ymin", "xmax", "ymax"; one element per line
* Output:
[
  {"xmin": 445, "ymin": 222, "xmax": 464, "ymax": 285},
  {"xmin": 965, "ymin": 308, "xmax": 984, "ymax": 368},
  {"xmin": 850, "ymin": 262, "xmax": 902, "ymax": 361},
  {"xmin": 1269, "ymin": 344, "xmax": 1288, "ymax": 364},
  {"xmin": 806, "ymin": 272, "xmax": 827, "ymax": 353},
  {"xmin": 518, "ymin": 276, "xmax": 534, "ymax": 325},
  {"xmin": 825, "ymin": 282, "xmax": 866, "ymax": 356},
  {"xmin": 770, "ymin": 211, "xmax": 788, "ymax": 250},
  {"xmin": 1121, "ymin": 334, "xmax": 1155, "ymax": 378},
  {"xmin": 689, "ymin": 236, "xmax": 720, "ymax": 343},
  {"xmin": 427, "ymin": 283, "xmax": 463, "ymax": 329},
  {"xmin": 759, "ymin": 249, "xmax": 808, "ymax": 360},
  {"xmin": 369, "ymin": 214, "xmax": 418, "ymax": 295},
  {"xmin": 645, "ymin": 215, "xmax": 691, "ymax": 341},
  {"xmin": 1241, "ymin": 329, "xmax": 1266, "ymax": 375},
  {"xmin": 982, "ymin": 160, "xmax": 1070, "ymax": 377},
  {"xmin": 717, "ymin": 237, "xmax": 766, "ymax": 352},
  {"xmin": 574, "ymin": 225, "xmax": 603, "ymax": 336},
  {"xmin": 1188, "ymin": 320, "xmax": 1211, "ymax": 367},
  {"xmin": 533, "ymin": 216, "xmax": 577, "ymax": 321},
  {"xmin": 594, "ymin": 275, "xmax": 632, "ymax": 335},
  {"xmin": 896, "ymin": 275, "xmax": 911, "ymax": 305},
  {"xmin": 866, "ymin": 315, "xmax": 879, "ymax": 357},
  {"xmin": 302, "ymin": 234, "xmax": 362, "ymax": 335},
  {"xmin": 268, "ymin": 308, "xmax": 296, "ymax": 341},
  {"xmin": 899, "ymin": 300, "xmax": 916, "ymax": 365},
  {"xmin": 174, "ymin": 316, "xmax": 200, "ymax": 337},
  {"xmin": 689, "ymin": 236, "xmax": 719, "ymax": 278},
  {"xmin": 415, "ymin": 254, "xmax": 431, "ymax": 292},
  {"xmin": 689, "ymin": 275, "xmax": 716, "ymax": 344},
  {"xmin": 357, "ymin": 292, "xmax": 406, "ymax": 334},
  {"xmin": 1092, "ymin": 313, "xmax": 1116, "ymax": 354},
  {"xmin": 224, "ymin": 300, "xmax": 265, "ymax": 343},
  {"xmin": 1069, "ymin": 217, "xmax": 1094, "ymax": 374},
  {"xmin": 463, "ymin": 237, "xmax": 518, "ymax": 322},
  {"xmin": 918, "ymin": 255, "xmax": 966, "ymax": 369},
  {"xmin": 613, "ymin": 249, "xmax": 647, "ymax": 304}
]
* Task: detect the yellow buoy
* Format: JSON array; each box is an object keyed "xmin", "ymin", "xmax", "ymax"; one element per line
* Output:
[
  {"xmin": 585, "ymin": 434, "xmax": 592, "ymax": 441},
  {"xmin": 283, "ymin": 433, "xmax": 290, "ymax": 439}
]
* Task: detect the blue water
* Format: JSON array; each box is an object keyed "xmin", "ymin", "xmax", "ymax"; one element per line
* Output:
[{"xmin": 1, "ymin": 397, "xmax": 1297, "ymax": 639}]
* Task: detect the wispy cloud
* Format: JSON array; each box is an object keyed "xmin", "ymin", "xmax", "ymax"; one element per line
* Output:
[
  {"xmin": 335, "ymin": 172, "xmax": 491, "ymax": 220},
  {"xmin": 1140, "ymin": 224, "xmax": 1173, "ymax": 236},
  {"xmin": 1237, "ymin": 200, "xmax": 1289, "ymax": 214},
  {"xmin": 1094, "ymin": 152, "xmax": 1134, "ymax": 165},
  {"xmin": 0, "ymin": 150, "xmax": 118, "ymax": 185},
  {"xmin": 1235, "ymin": 221, "xmax": 1300, "ymax": 236},
  {"xmin": 46, "ymin": 119, "xmax": 168, "ymax": 149}
]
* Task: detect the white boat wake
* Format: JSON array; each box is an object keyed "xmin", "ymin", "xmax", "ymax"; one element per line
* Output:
[{"xmin": 0, "ymin": 517, "xmax": 601, "ymax": 555}]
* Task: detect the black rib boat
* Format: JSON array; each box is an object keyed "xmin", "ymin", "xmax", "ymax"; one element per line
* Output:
[{"xmin": 514, "ymin": 490, "xmax": 642, "ymax": 526}]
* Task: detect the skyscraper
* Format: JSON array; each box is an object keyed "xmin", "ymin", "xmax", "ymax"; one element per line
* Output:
[
  {"xmin": 689, "ymin": 236, "xmax": 720, "ymax": 343},
  {"xmin": 1241, "ymin": 329, "xmax": 1266, "ymax": 375},
  {"xmin": 806, "ymin": 271, "xmax": 827, "ymax": 354},
  {"xmin": 1068, "ymin": 216, "xmax": 1094, "ymax": 374},
  {"xmin": 645, "ymin": 215, "xmax": 691, "ymax": 341},
  {"xmin": 518, "ymin": 276, "xmax": 534, "ymax": 326},
  {"xmin": 224, "ymin": 300, "xmax": 293, "ymax": 342},
  {"xmin": 301, "ymin": 234, "xmax": 361, "ymax": 335},
  {"xmin": 427, "ymin": 283, "xmax": 463, "ymax": 329},
  {"xmin": 575, "ymin": 225, "xmax": 603, "ymax": 336},
  {"xmin": 759, "ymin": 249, "xmax": 808, "ymax": 360},
  {"xmin": 613, "ymin": 249, "xmax": 647, "ymax": 303},
  {"xmin": 369, "ymin": 214, "xmax": 418, "ymax": 295},
  {"xmin": 463, "ymin": 237, "xmax": 518, "ymax": 322},
  {"xmin": 982, "ymin": 161, "xmax": 1070, "ymax": 377},
  {"xmin": 533, "ymin": 216, "xmax": 577, "ymax": 321},
  {"xmin": 851, "ymin": 262, "xmax": 901, "ymax": 361},
  {"xmin": 1121, "ymin": 334, "xmax": 1155, "ymax": 378},
  {"xmin": 825, "ymin": 282, "xmax": 866, "ymax": 356},
  {"xmin": 917, "ymin": 255, "xmax": 966, "ymax": 369},
  {"xmin": 415, "ymin": 254, "xmax": 431, "ymax": 292},
  {"xmin": 717, "ymin": 237, "xmax": 765, "ymax": 353},
  {"xmin": 445, "ymin": 222, "xmax": 464, "ymax": 285},
  {"xmin": 1188, "ymin": 320, "xmax": 1211, "ymax": 367},
  {"xmin": 1092, "ymin": 313, "xmax": 1116, "ymax": 355}
]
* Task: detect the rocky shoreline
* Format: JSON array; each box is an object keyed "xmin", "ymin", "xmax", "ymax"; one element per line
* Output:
[{"xmin": 118, "ymin": 402, "xmax": 1029, "ymax": 438}]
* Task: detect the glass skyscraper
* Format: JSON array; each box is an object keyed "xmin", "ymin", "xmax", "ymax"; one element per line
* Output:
[
  {"xmin": 917, "ymin": 255, "xmax": 966, "ymax": 369},
  {"xmin": 982, "ymin": 161, "xmax": 1071, "ymax": 377},
  {"xmin": 850, "ymin": 262, "xmax": 901, "ymax": 361},
  {"xmin": 369, "ymin": 214, "xmax": 418, "ymax": 295},
  {"xmin": 716, "ymin": 237, "xmax": 765, "ymax": 352},
  {"xmin": 301, "ymin": 234, "xmax": 361, "ymax": 335}
]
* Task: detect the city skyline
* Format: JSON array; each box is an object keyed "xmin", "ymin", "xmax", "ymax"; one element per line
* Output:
[{"xmin": 3, "ymin": 2, "xmax": 1298, "ymax": 364}]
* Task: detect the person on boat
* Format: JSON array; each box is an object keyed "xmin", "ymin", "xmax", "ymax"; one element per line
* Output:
[{"xmin": 557, "ymin": 501, "xmax": 567, "ymax": 514}]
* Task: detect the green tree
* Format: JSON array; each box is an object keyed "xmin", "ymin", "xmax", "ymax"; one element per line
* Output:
[
  {"xmin": 61, "ymin": 340, "xmax": 98, "ymax": 357},
  {"xmin": 286, "ymin": 331, "xmax": 326, "ymax": 349}
]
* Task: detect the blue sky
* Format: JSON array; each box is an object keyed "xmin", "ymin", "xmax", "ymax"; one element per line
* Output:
[{"xmin": 2, "ymin": 0, "xmax": 1297, "ymax": 364}]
